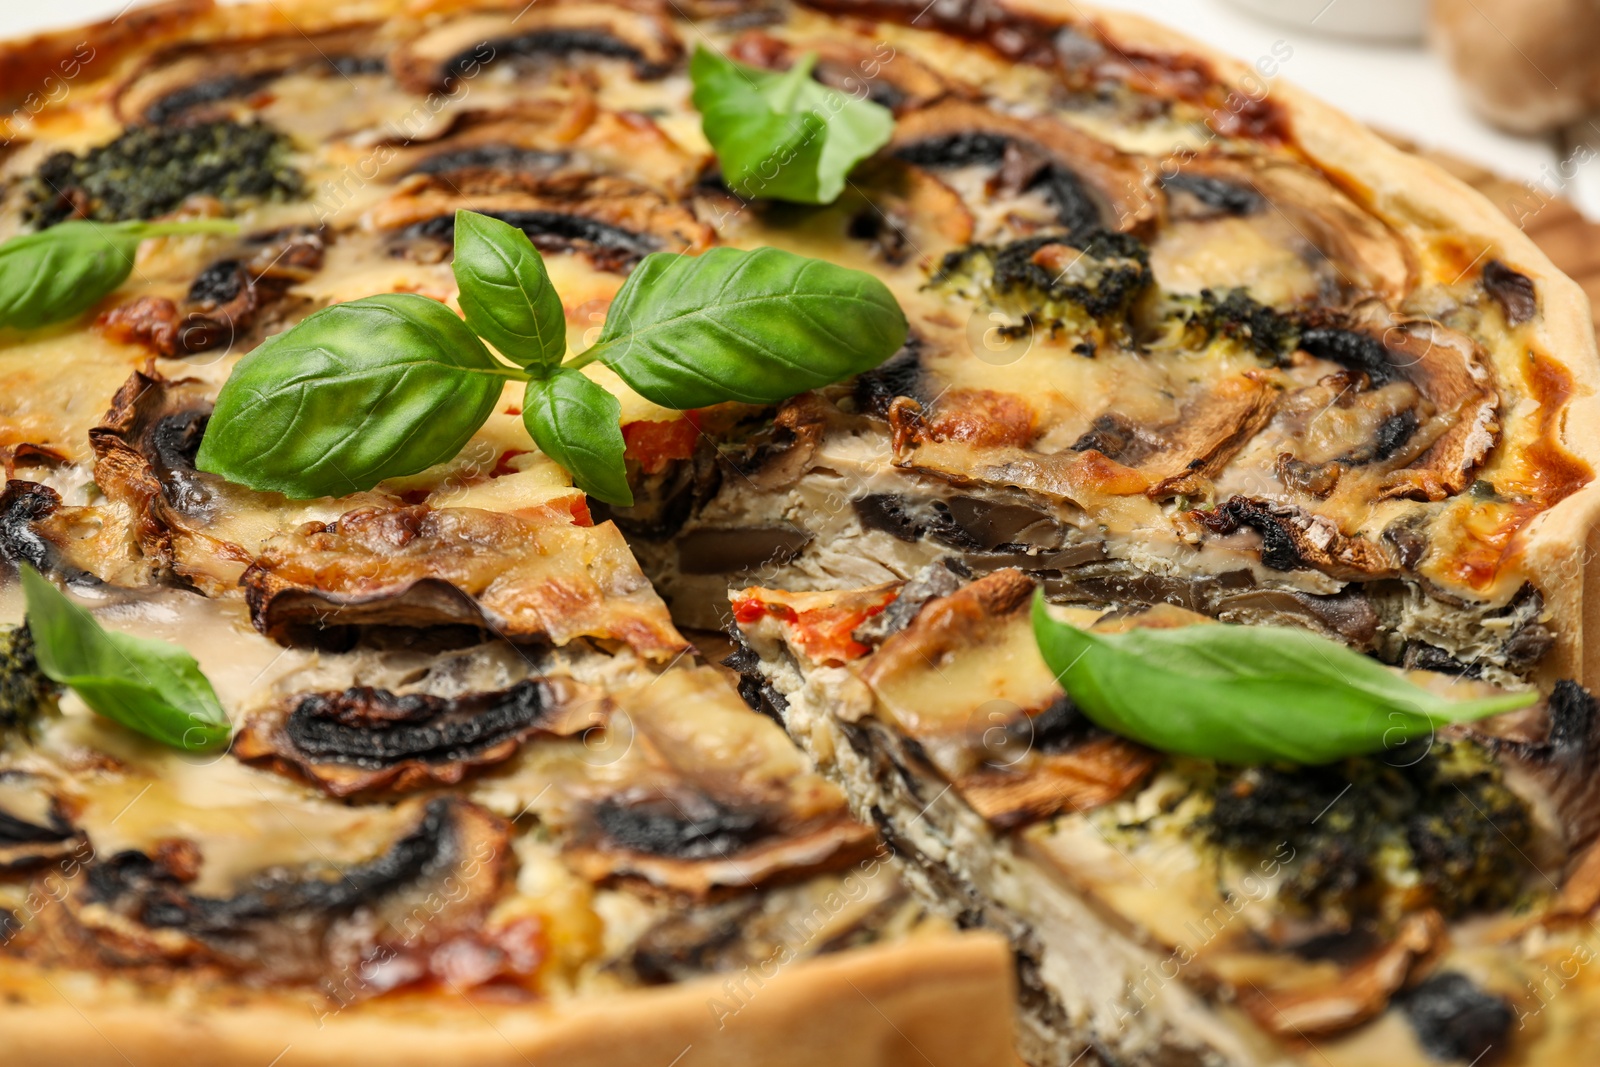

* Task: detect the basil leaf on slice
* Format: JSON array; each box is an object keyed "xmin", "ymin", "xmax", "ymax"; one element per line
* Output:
[
  {"xmin": 1031, "ymin": 593, "xmax": 1536, "ymax": 765},
  {"xmin": 0, "ymin": 218, "xmax": 236, "ymax": 330},
  {"xmin": 586, "ymin": 246, "xmax": 908, "ymax": 409},
  {"xmin": 452, "ymin": 210, "xmax": 567, "ymax": 374},
  {"xmin": 20, "ymin": 564, "xmax": 230, "ymax": 752},
  {"xmin": 690, "ymin": 47, "xmax": 893, "ymax": 205},
  {"xmin": 522, "ymin": 368, "xmax": 632, "ymax": 507},
  {"xmin": 197, "ymin": 294, "xmax": 512, "ymax": 499}
]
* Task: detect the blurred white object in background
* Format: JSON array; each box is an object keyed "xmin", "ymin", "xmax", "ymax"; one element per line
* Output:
[{"xmin": 1223, "ymin": 0, "xmax": 1428, "ymax": 42}]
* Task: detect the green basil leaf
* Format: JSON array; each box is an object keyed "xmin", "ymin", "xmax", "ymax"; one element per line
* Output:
[
  {"xmin": 690, "ymin": 47, "xmax": 894, "ymax": 204},
  {"xmin": 0, "ymin": 219, "xmax": 238, "ymax": 331},
  {"xmin": 196, "ymin": 294, "xmax": 512, "ymax": 499},
  {"xmin": 19, "ymin": 564, "xmax": 230, "ymax": 752},
  {"xmin": 586, "ymin": 246, "xmax": 908, "ymax": 408},
  {"xmin": 452, "ymin": 210, "xmax": 567, "ymax": 374},
  {"xmin": 1031, "ymin": 593, "xmax": 1536, "ymax": 765},
  {"xmin": 522, "ymin": 368, "xmax": 632, "ymax": 507}
]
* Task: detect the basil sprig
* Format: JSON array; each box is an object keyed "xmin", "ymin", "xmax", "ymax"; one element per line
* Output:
[
  {"xmin": 690, "ymin": 47, "xmax": 894, "ymax": 205},
  {"xmin": 19, "ymin": 564, "xmax": 230, "ymax": 752},
  {"xmin": 1032, "ymin": 594, "xmax": 1536, "ymax": 765},
  {"xmin": 0, "ymin": 219, "xmax": 240, "ymax": 330},
  {"xmin": 198, "ymin": 210, "xmax": 907, "ymax": 506}
]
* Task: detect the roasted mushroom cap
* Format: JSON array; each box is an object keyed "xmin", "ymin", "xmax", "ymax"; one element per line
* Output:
[
  {"xmin": 890, "ymin": 99, "xmax": 1158, "ymax": 234},
  {"xmin": 389, "ymin": 6, "xmax": 683, "ymax": 93},
  {"xmin": 0, "ymin": 775, "xmax": 83, "ymax": 872},
  {"xmin": 373, "ymin": 173, "xmax": 713, "ymax": 272},
  {"xmin": 115, "ymin": 28, "xmax": 388, "ymax": 124},
  {"xmin": 244, "ymin": 504, "xmax": 691, "ymax": 659},
  {"xmin": 235, "ymin": 676, "xmax": 606, "ymax": 797},
  {"xmin": 58, "ymin": 796, "xmax": 509, "ymax": 985}
]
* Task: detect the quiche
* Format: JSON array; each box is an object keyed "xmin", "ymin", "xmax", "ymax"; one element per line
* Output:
[{"xmin": 0, "ymin": 1, "xmax": 1597, "ymax": 1067}]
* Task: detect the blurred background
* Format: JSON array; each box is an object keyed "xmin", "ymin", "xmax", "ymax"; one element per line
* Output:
[{"xmin": 8, "ymin": 0, "xmax": 1599, "ymax": 218}]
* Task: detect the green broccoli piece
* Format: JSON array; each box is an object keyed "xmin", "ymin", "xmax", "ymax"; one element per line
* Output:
[
  {"xmin": 929, "ymin": 231, "xmax": 1153, "ymax": 340},
  {"xmin": 1159, "ymin": 287, "xmax": 1299, "ymax": 362},
  {"xmin": 25, "ymin": 119, "xmax": 303, "ymax": 228},
  {"xmin": 1198, "ymin": 741, "xmax": 1532, "ymax": 923},
  {"xmin": 1, "ymin": 623, "xmax": 59, "ymax": 737}
]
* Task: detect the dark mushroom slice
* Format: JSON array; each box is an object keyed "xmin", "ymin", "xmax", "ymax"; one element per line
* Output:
[
  {"xmin": 797, "ymin": 0, "xmax": 1066, "ymax": 65},
  {"xmin": 114, "ymin": 27, "xmax": 388, "ymax": 125},
  {"xmin": 235, "ymin": 676, "xmax": 605, "ymax": 798},
  {"xmin": 0, "ymin": 775, "xmax": 82, "ymax": 871},
  {"xmin": 1139, "ymin": 373, "xmax": 1281, "ymax": 499},
  {"xmin": 1396, "ymin": 971, "xmax": 1515, "ymax": 1066},
  {"xmin": 1482, "ymin": 259, "xmax": 1538, "ymax": 326},
  {"xmin": 889, "ymin": 99, "xmax": 1157, "ymax": 235},
  {"xmin": 0, "ymin": 480, "xmax": 103, "ymax": 585},
  {"xmin": 390, "ymin": 6, "xmax": 683, "ymax": 93},
  {"xmin": 1296, "ymin": 317, "xmax": 1501, "ymax": 502},
  {"xmin": 566, "ymin": 790, "xmax": 878, "ymax": 899},
  {"xmin": 843, "ymin": 159, "xmax": 977, "ymax": 266},
  {"xmin": 1159, "ymin": 171, "xmax": 1265, "ymax": 219},
  {"xmin": 244, "ymin": 503, "xmax": 691, "ymax": 661},
  {"xmin": 372, "ymin": 176, "xmax": 713, "ymax": 271},
  {"xmin": 61, "ymin": 797, "xmax": 509, "ymax": 985},
  {"xmin": 674, "ymin": 526, "xmax": 814, "ymax": 576},
  {"xmin": 1150, "ymin": 158, "xmax": 1412, "ymax": 308},
  {"xmin": 853, "ymin": 335, "xmax": 930, "ymax": 418},
  {"xmin": 1194, "ymin": 496, "xmax": 1400, "ymax": 580}
]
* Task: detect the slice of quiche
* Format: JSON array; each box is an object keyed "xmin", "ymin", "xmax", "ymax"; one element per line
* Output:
[{"xmin": 731, "ymin": 566, "xmax": 1600, "ymax": 1067}]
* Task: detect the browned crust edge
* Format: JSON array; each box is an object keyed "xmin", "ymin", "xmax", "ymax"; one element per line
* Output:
[
  {"xmin": 0, "ymin": 933, "xmax": 1018, "ymax": 1067},
  {"xmin": 1079, "ymin": 5, "xmax": 1600, "ymax": 690}
]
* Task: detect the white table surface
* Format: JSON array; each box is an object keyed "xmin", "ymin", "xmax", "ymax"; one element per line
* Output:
[{"xmin": 8, "ymin": 0, "xmax": 1597, "ymax": 215}]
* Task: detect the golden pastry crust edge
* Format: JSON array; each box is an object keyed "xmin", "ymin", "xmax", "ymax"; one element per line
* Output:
[
  {"xmin": 0, "ymin": 934, "xmax": 1018, "ymax": 1067},
  {"xmin": 1082, "ymin": 6, "xmax": 1600, "ymax": 690}
]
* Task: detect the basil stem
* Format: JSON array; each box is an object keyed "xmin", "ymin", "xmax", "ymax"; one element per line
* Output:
[
  {"xmin": 1031, "ymin": 593, "xmax": 1536, "ymax": 765},
  {"xmin": 0, "ymin": 219, "xmax": 239, "ymax": 330},
  {"xmin": 19, "ymin": 564, "xmax": 230, "ymax": 752}
]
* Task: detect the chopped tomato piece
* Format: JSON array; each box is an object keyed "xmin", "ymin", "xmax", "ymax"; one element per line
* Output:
[
  {"xmin": 622, "ymin": 414, "xmax": 700, "ymax": 475},
  {"xmin": 732, "ymin": 586, "xmax": 897, "ymax": 665}
]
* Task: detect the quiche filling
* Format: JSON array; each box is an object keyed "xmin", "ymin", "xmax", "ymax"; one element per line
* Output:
[{"xmin": 0, "ymin": 1, "xmax": 1596, "ymax": 1066}]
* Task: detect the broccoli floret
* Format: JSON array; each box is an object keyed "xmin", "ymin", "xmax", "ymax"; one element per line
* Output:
[
  {"xmin": 1158, "ymin": 287, "xmax": 1298, "ymax": 362},
  {"xmin": 25, "ymin": 119, "xmax": 303, "ymax": 228},
  {"xmin": 930, "ymin": 231, "xmax": 1153, "ymax": 341},
  {"xmin": 1, "ymin": 623, "xmax": 59, "ymax": 737},
  {"xmin": 1199, "ymin": 741, "xmax": 1532, "ymax": 923}
]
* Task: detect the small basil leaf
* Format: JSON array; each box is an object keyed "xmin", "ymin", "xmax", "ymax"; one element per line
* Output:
[
  {"xmin": 452, "ymin": 210, "xmax": 567, "ymax": 374},
  {"xmin": 0, "ymin": 219, "xmax": 238, "ymax": 331},
  {"xmin": 196, "ymin": 294, "xmax": 511, "ymax": 499},
  {"xmin": 587, "ymin": 246, "xmax": 908, "ymax": 409},
  {"xmin": 522, "ymin": 368, "xmax": 632, "ymax": 506},
  {"xmin": 1031, "ymin": 593, "xmax": 1536, "ymax": 765},
  {"xmin": 690, "ymin": 47, "xmax": 893, "ymax": 205},
  {"xmin": 19, "ymin": 564, "xmax": 230, "ymax": 751}
]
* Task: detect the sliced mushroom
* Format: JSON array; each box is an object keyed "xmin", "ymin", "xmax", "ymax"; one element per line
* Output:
[
  {"xmin": 0, "ymin": 480, "xmax": 111, "ymax": 585},
  {"xmin": 799, "ymin": 0, "xmax": 1065, "ymax": 65},
  {"xmin": 234, "ymin": 677, "xmax": 605, "ymax": 798},
  {"xmin": 1234, "ymin": 911, "xmax": 1445, "ymax": 1038},
  {"xmin": 1483, "ymin": 259, "xmax": 1538, "ymax": 326},
  {"xmin": 0, "ymin": 775, "xmax": 83, "ymax": 872},
  {"xmin": 567, "ymin": 791, "xmax": 878, "ymax": 899},
  {"xmin": 1151, "ymin": 158, "xmax": 1412, "ymax": 307},
  {"xmin": 115, "ymin": 28, "xmax": 386, "ymax": 125},
  {"xmin": 60, "ymin": 797, "xmax": 510, "ymax": 985},
  {"xmin": 243, "ymin": 504, "xmax": 691, "ymax": 660},
  {"xmin": 372, "ymin": 174, "xmax": 712, "ymax": 271},
  {"xmin": 390, "ymin": 7, "xmax": 683, "ymax": 93},
  {"xmin": 845, "ymin": 159, "xmax": 976, "ymax": 265},
  {"xmin": 1194, "ymin": 496, "xmax": 1400, "ymax": 580},
  {"xmin": 1297, "ymin": 317, "xmax": 1501, "ymax": 502},
  {"xmin": 1140, "ymin": 373, "xmax": 1281, "ymax": 499},
  {"xmin": 890, "ymin": 99, "xmax": 1158, "ymax": 234},
  {"xmin": 675, "ymin": 525, "xmax": 814, "ymax": 576}
]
